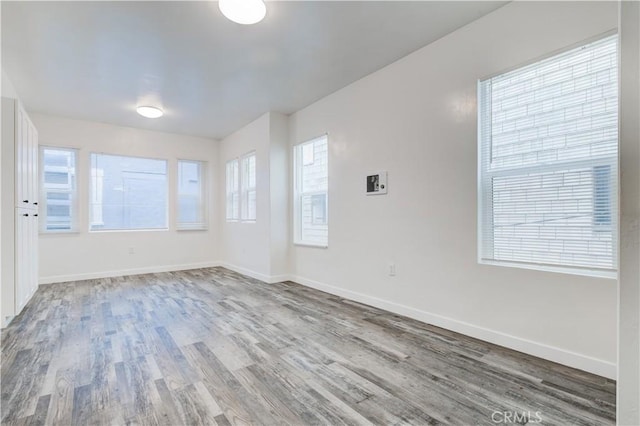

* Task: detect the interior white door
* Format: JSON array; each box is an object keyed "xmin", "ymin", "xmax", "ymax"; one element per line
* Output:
[
  {"xmin": 15, "ymin": 208, "xmax": 29, "ymax": 312},
  {"xmin": 14, "ymin": 208, "xmax": 39, "ymax": 313},
  {"xmin": 3, "ymin": 101, "xmax": 40, "ymax": 325},
  {"xmin": 30, "ymin": 212, "xmax": 38, "ymax": 299},
  {"xmin": 15, "ymin": 107, "xmax": 29, "ymax": 207},
  {"xmin": 28, "ymin": 119, "xmax": 39, "ymax": 210}
]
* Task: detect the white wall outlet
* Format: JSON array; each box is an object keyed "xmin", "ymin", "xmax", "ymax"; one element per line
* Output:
[
  {"xmin": 128, "ymin": 247, "xmax": 135, "ymax": 255},
  {"xmin": 388, "ymin": 263, "xmax": 396, "ymax": 276}
]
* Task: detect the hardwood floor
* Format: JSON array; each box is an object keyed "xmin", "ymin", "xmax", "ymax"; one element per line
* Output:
[{"xmin": 1, "ymin": 267, "xmax": 615, "ymax": 425}]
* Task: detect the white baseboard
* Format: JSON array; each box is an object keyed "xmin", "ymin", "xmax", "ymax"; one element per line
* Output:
[
  {"xmin": 269, "ymin": 274, "xmax": 294, "ymax": 284},
  {"xmin": 38, "ymin": 261, "xmax": 221, "ymax": 285},
  {"xmin": 2, "ymin": 315, "xmax": 13, "ymax": 329},
  {"xmin": 39, "ymin": 261, "xmax": 292, "ymax": 286},
  {"xmin": 218, "ymin": 262, "xmax": 292, "ymax": 284},
  {"xmin": 290, "ymin": 274, "xmax": 617, "ymax": 380},
  {"xmin": 37, "ymin": 262, "xmax": 616, "ymax": 379}
]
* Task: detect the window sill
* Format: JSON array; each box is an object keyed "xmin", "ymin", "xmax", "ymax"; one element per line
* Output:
[
  {"xmin": 40, "ymin": 230, "xmax": 80, "ymax": 236},
  {"xmin": 479, "ymin": 259, "xmax": 617, "ymax": 279},
  {"xmin": 294, "ymin": 242, "xmax": 328, "ymax": 249},
  {"xmin": 177, "ymin": 226, "xmax": 208, "ymax": 232},
  {"xmin": 89, "ymin": 228, "xmax": 169, "ymax": 233}
]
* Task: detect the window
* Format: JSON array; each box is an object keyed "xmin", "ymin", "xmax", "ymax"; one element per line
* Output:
[
  {"xmin": 478, "ymin": 35, "xmax": 618, "ymax": 275},
  {"xmin": 177, "ymin": 160, "xmax": 206, "ymax": 230},
  {"xmin": 90, "ymin": 153, "xmax": 168, "ymax": 231},
  {"xmin": 40, "ymin": 147, "xmax": 77, "ymax": 232},
  {"xmin": 226, "ymin": 153, "xmax": 256, "ymax": 222},
  {"xmin": 240, "ymin": 152, "xmax": 257, "ymax": 221},
  {"xmin": 225, "ymin": 159, "xmax": 239, "ymax": 221},
  {"xmin": 294, "ymin": 135, "xmax": 328, "ymax": 247}
]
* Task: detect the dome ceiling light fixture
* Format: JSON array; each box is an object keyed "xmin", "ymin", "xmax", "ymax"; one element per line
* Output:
[
  {"xmin": 136, "ymin": 105, "xmax": 164, "ymax": 119},
  {"xmin": 219, "ymin": 0, "xmax": 266, "ymax": 25}
]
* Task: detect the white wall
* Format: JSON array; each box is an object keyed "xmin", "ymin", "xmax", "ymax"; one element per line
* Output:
[
  {"xmin": 219, "ymin": 113, "xmax": 272, "ymax": 279},
  {"xmin": 32, "ymin": 113, "xmax": 219, "ymax": 283},
  {"xmin": 1, "ymin": 68, "xmax": 21, "ymax": 327},
  {"xmin": 269, "ymin": 113, "xmax": 290, "ymax": 278},
  {"xmin": 618, "ymin": 1, "xmax": 640, "ymax": 423},
  {"xmin": 2, "ymin": 68, "xmax": 19, "ymax": 99},
  {"xmin": 287, "ymin": 1, "xmax": 618, "ymax": 378},
  {"xmin": 218, "ymin": 112, "xmax": 289, "ymax": 282}
]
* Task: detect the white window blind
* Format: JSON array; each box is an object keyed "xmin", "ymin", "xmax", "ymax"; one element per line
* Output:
[
  {"xmin": 240, "ymin": 152, "xmax": 256, "ymax": 222},
  {"xmin": 225, "ymin": 159, "xmax": 239, "ymax": 221},
  {"xmin": 90, "ymin": 153, "xmax": 168, "ymax": 231},
  {"xmin": 40, "ymin": 146, "xmax": 77, "ymax": 232},
  {"xmin": 479, "ymin": 35, "xmax": 618, "ymax": 274},
  {"xmin": 177, "ymin": 160, "xmax": 206, "ymax": 230},
  {"xmin": 294, "ymin": 135, "xmax": 328, "ymax": 247}
]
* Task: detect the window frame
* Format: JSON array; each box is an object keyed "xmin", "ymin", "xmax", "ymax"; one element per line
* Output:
[
  {"xmin": 88, "ymin": 152, "xmax": 169, "ymax": 232},
  {"xmin": 225, "ymin": 158, "xmax": 240, "ymax": 222},
  {"xmin": 477, "ymin": 34, "xmax": 618, "ymax": 278},
  {"xmin": 177, "ymin": 159, "xmax": 208, "ymax": 231},
  {"xmin": 293, "ymin": 135, "xmax": 329, "ymax": 248},
  {"xmin": 240, "ymin": 151, "xmax": 257, "ymax": 222},
  {"xmin": 39, "ymin": 145, "xmax": 79, "ymax": 234}
]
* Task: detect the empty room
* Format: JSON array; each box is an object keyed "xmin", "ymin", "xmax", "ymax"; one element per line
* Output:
[{"xmin": 1, "ymin": 0, "xmax": 639, "ymax": 425}]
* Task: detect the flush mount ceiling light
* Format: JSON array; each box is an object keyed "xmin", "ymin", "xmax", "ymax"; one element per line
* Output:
[
  {"xmin": 219, "ymin": 0, "xmax": 266, "ymax": 25},
  {"xmin": 136, "ymin": 106, "xmax": 163, "ymax": 119}
]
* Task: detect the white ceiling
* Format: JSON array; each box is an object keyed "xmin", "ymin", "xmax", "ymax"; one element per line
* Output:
[{"xmin": 2, "ymin": 1, "xmax": 506, "ymax": 140}]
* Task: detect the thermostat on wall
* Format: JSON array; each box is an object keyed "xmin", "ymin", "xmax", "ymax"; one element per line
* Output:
[{"xmin": 366, "ymin": 171, "xmax": 387, "ymax": 195}]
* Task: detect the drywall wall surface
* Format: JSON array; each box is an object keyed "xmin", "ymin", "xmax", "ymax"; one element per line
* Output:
[
  {"xmin": 32, "ymin": 113, "xmax": 219, "ymax": 282},
  {"xmin": 218, "ymin": 112, "xmax": 290, "ymax": 281},
  {"xmin": 219, "ymin": 113, "xmax": 272, "ymax": 279},
  {"xmin": 288, "ymin": 1, "xmax": 618, "ymax": 377},
  {"xmin": 269, "ymin": 112, "xmax": 290, "ymax": 278},
  {"xmin": 1, "ymin": 98, "xmax": 17, "ymax": 326},
  {"xmin": 618, "ymin": 0, "xmax": 640, "ymax": 423},
  {"xmin": 1, "ymin": 66, "xmax": 23, "ymax": 326},
  {"xmin": 1, "ymin": 68, "xmax": 19, "ymax": 99}
]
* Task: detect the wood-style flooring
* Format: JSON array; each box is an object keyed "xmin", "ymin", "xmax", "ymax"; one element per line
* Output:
[{"xmin": 1, "ymin": 267, "xmax": 616, "ymax": 425}]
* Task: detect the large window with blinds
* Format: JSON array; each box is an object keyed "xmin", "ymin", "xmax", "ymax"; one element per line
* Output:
[
  {"xmin": 478, "ymin": 35, "xmax": 618, "ymax": 275},
  {"xmin": 240, "ymin": 152, "xmax": 257, "ymax": 222},
  {"xmin": 225, "ymin": 159, "xmax": 240, "ymax": 221},
  {"xmin": 177, "ymin": 160, "xmax": 207, "ymax": 230},
  {"xmin": 294, "ymin": 135, "xmax": 328, "ymax": 247},
  {"xmin": 40, "ymin": 146, "xmax": 78, "ymax": 232},
  {"xmin": 90, "ymin": 153, "xmax": 168, "ymax": 231},
  {"xmin": 226, "ymin": 152, "xmax": 256, "ymax": 222}
]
